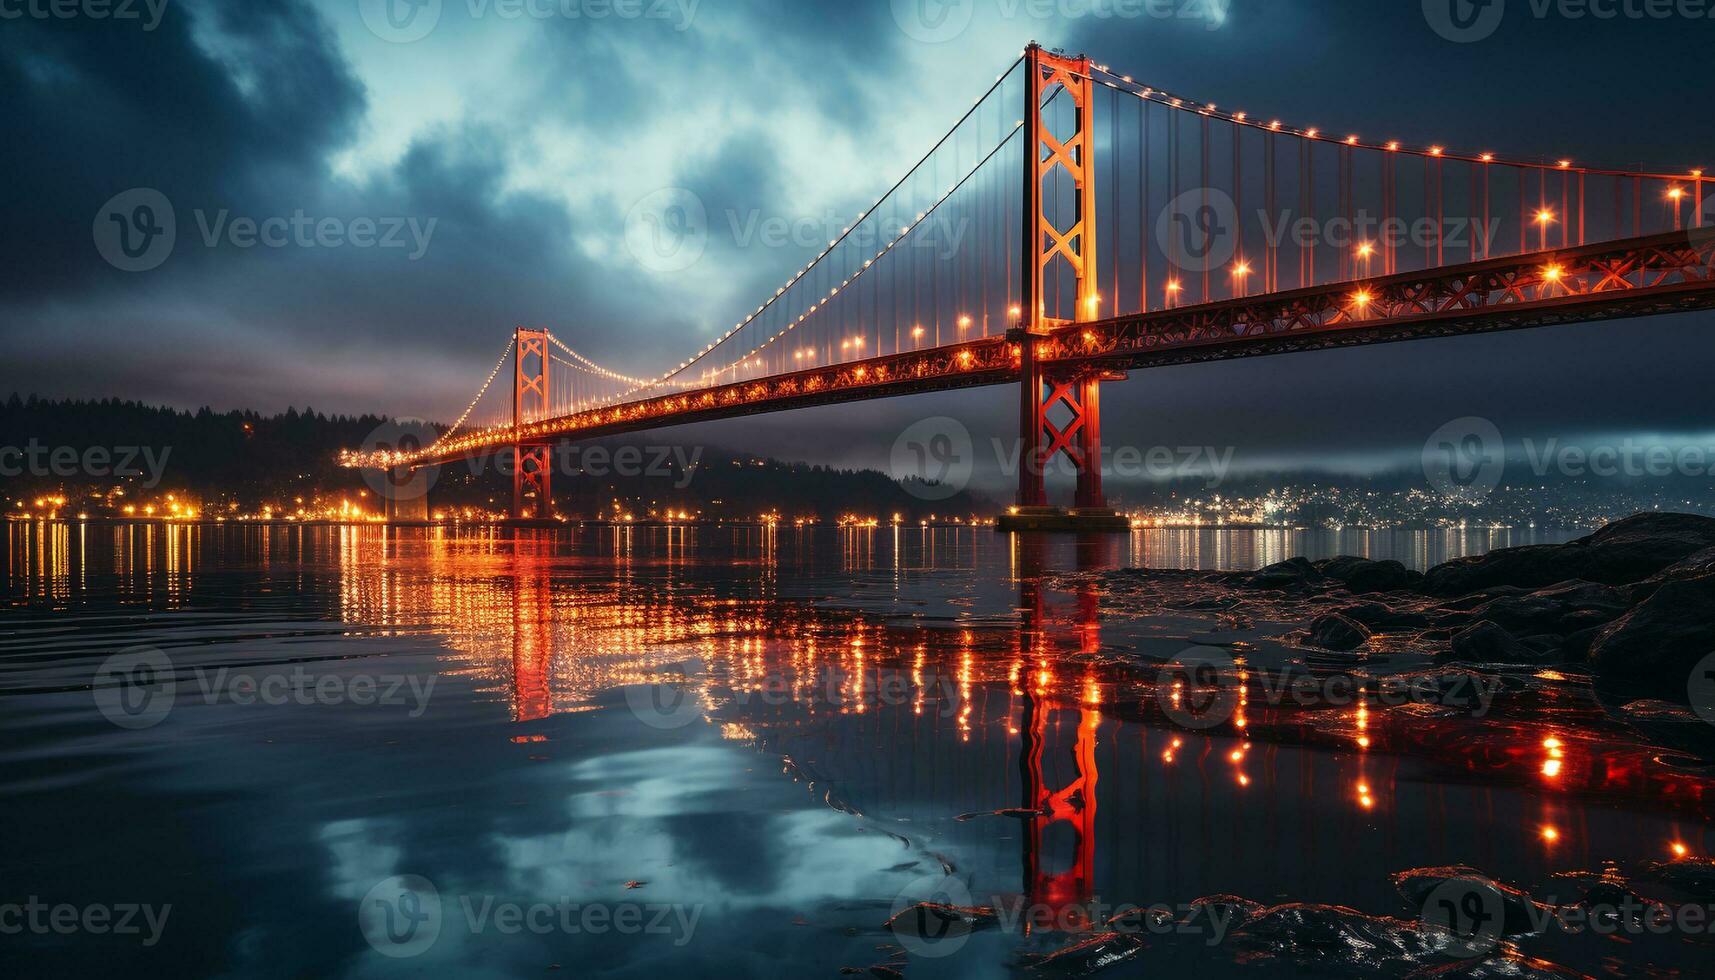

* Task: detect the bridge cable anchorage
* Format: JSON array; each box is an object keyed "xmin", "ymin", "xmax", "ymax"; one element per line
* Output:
[{"xmin": 624, "ymin": 54, "xmax": 1029, "ymax": 397}]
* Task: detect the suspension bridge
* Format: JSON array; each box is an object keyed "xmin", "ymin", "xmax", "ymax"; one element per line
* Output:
[{"xmin": 344, "ymin": 44, "xmax": 1715, "ymax": 526}]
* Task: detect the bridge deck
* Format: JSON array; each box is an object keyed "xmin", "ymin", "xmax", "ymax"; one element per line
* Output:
[{"xmin": 406, "ymin": 230, "xmax": 1714, "ymax": 467}]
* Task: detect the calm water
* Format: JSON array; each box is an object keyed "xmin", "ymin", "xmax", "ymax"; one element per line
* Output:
[{"xmin": 3, "ymin": 522, "xmax": 1711, "ymax": 978}]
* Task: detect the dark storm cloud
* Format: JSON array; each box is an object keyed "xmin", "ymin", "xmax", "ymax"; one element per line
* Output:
[
  {"xmin": 0, "ymin": 0, "xmax": 363, "ymax": 299},
  {"xmin": 2, "ymin": 0, "xmax": 1713, "ymax": 473}
]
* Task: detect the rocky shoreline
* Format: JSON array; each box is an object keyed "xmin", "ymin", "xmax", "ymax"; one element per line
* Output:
[{"xmin": 1220, "ymin": 512, "xmax": 1715, "ymax": 709}]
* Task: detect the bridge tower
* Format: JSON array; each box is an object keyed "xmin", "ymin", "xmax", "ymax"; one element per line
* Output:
[
  {"xmin": 512, "ymin": 327, "xmax": 554, "ymax": 520},
  {"xmin": 1002, "ymin": 43, "xmax": 1127, "ymax": 533}
]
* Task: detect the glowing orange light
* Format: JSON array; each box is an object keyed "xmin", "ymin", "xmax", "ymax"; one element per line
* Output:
[
  {"xmin": 1346, "ymin": 135, "xmax": 1359, "ymax": 145},
  {"xmin": 1543, "ymin": 264, "xmax": 1564, "ymax": 282},
  {"xmin": 1386, "ymin": 141, "xmax": 1400, "ymax": 151},
  {"xmin": 1541, "ymin": 826, "xmax": 1560, "ymax": 843},
  {"xmin": 1557, "ymin": 159, "xmax": 1571, "ymax": 169},
  {"xmin": 1430, "ymin": 146, "xmax": 1444, "ymax": 156},
  {"xmin": 1672, "ymin": 842, "xmax": 1689, "ymax": 858},
  {"xmin": 1480, "ymin": 153, "xmax": 1495, "ymax": 162},
  {"xmin": 957, "ymin": 314, "xmax": 972, "ymax": 328},
  {"xmin": 1356, "ymin": 242, "xmax": 1375, "ymax": 258},
  {"xmin": 1353, "ymin": 289, "xmax": 1373, "ymax": 307},
  {"xmin": 1008, "ymin": 305, "xmax": 1022, "ymax": 318},
  {"xmin": 1305, "ymin": 128, "xmax": 1319, "ymax": 139},
  {"xmin": 1669, "ymin": 187, "xmax": 1686, "ymax": 201},
  {"xmin": 911, "ymin": 326, "xmax": 924, "ymax": 338},
  {"xmin": 1165, "ymin": 280, "xmax": 1183, "ymax": 292},
  {"xmin": 1232, "ymin": 261, "xmax": 1251, "ymax": 277},
  {"xmin": 1268, "ymin": 120, "xmax": 1281, "ymax": 130},
  {"xmin": 1534, "ymin": 208, "xmax": 1556, "ymax": 226}
]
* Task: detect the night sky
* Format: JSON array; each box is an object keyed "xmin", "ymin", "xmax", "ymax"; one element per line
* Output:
[{"xmin": 4, "ymin": 0, "xmax": 1713, "ymax": 491}]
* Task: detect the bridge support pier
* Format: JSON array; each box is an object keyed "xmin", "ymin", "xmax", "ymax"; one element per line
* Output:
[
  {"xmin": 998, "ymin": 43, "xmax": 1126, "ymax": 534},
  {"xmin": 509, "ymin": 326, "xmax": 557, "ymax": 523},
  {"xmin": 511, "ymin": 444, "xmax": 553, "ymax": 520},
  {"xmin": 999, "ymin": 368, "xmax": 1129, "ymax": 533}
]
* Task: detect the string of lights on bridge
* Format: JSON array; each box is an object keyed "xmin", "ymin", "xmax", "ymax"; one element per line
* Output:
[{"xmin": 398, "ymin": 47, "xmax": 1708, "ymax": 469}]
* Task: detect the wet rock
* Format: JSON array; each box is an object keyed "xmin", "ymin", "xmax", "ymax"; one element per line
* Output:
[
  {"xmin": 1613, "ymin": 698, "xmax": 1714, "ymax": 756},
  {"xmin": 1027, "ymin": 932, "xmax": 1146, "ymax": 975},
  {"xmin": 1318, "ymin": 556, "xmax": 1423, "ymax": 594},
  {"xmin": 1250, "ymin": 557, "xmax": 1327, "ymax": 591},
  {"xmin": 1588, "ymin": 573, "xmax": 1715, "ymax": 699},
  {"xmin": 884, "ymin": 901, "xmax": 998, "ymax": 939},
  {"xmin": 1229, "ymin": 903, "xmax": 1445, "ymax": 971},
  {"xmin": 1406, "ymin": 955, "xmax": 1587, "ymax": 979},
  {"xmin": 1424, "ymin": 513, "xmax": 1715, "ymax": 595},
  {"xmin": 1466, "ymin": 581, "xmax": 1632, "ymax": 637},
  {"xmin": 1307, "ymin": 613, "xmax": 1372, "ymax": 652},
  {"xmin": 1177, "ymin": 893, "xmax": 1265, "ymax": 934},
  {"xmin": 1336, "ymin": 602, "xmax": 1433, "ymax": 632},
  {"xmin": 1437, "ymin": 586, "xmax": 1528, "ymax": 612},
  {"xmin": 1633, "ymin": 545, "xmax": 1715, "ymax": 600},
  {"xmin": 1639, "ymin": 858, "xmax": 1715, "ymax": 900},
  {"xmin": 1446, "ymin": 622, "xmax": 1548, "ymax": 665},
  {"xmin": 1390, "ymin": 866, "xmax": 1550, "ymax": 936}
]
